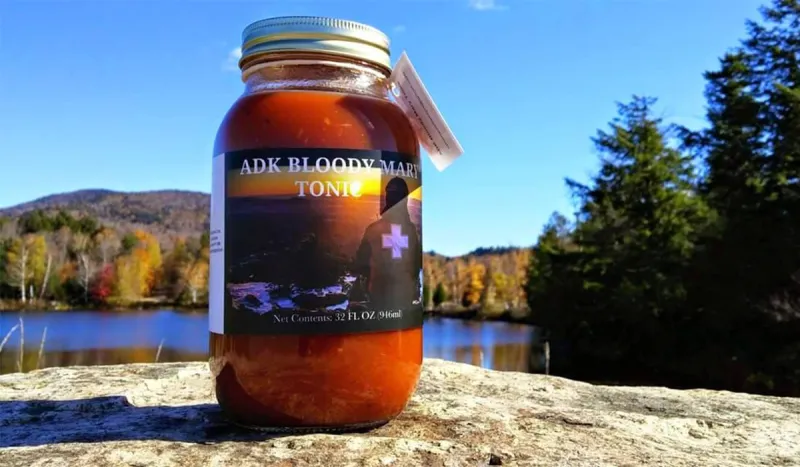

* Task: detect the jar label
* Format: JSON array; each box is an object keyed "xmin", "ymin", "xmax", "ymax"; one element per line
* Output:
[
  {"xmin": 389, "ymin": 52, "xmax": 464, "ymax": 172},
  {"xmin": 209, "ymin": 148, "xmax": 424, "ymax": 335}
]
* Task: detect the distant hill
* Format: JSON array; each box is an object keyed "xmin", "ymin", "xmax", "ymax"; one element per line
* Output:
[
  {"xmin": 466, "ymin": 246, "xmax": 523, "ymax": 257},
  {"xmin": 0, "ymin": 189, "xmax": 210, "ymax": 240}
]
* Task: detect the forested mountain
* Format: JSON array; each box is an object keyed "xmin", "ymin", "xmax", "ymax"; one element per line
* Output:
[{"xmin": 0, "ymin": 189, "xmax": 210, "ymax": 241}]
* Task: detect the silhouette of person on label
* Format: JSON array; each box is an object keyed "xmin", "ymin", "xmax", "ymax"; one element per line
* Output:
[{"xmin": 352, "ymin": 176, "xmax": 422, "ymax": 310}]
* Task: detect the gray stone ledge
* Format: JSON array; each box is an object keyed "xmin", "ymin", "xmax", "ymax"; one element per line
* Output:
[{"xmin": 0, "ymin": 359, "xmax": 798, "ymax": 466}]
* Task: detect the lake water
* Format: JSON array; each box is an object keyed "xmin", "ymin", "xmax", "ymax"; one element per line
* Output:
[{"xmin": 0, "ymin": 309, "xmax": 541, "ymax": 375}]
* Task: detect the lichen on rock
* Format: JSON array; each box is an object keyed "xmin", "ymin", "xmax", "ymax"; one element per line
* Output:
[{"xmin": 0, "ymin": 359, "xmax": 798, "ymax": 466}]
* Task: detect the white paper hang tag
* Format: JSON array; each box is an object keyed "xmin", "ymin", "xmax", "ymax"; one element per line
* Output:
[{"xmin": 389, "ymin": 52, "xmax": 464, "ymax": 171}]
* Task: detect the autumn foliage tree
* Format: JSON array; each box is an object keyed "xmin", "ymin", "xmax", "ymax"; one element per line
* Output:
[
  {"xmin": 5, "ymin": 235, "xmax": 33, "ymax": 302},
  {"xmin": 422, "ymin": 247, "xmax": 532, "ymax": 314},
  {"xmin": 461, "ymin": 261, "xmax": 486, "ymax": 308},
  {"xmin": 90, "ymin": 264, "xmax": 114, "ymax": 303},
  {"xmin": 0, "ymin": 208, "xmax": 211, "ymax": 307}
]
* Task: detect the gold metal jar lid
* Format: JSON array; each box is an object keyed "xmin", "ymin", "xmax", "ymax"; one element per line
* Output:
[{"xmin": 239, "ymin": 16, "xmax": 391, "ymax": 72}]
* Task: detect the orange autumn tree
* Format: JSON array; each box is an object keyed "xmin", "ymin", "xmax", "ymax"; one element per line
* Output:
[
  {"xmin": 461, "ymin": 260, "xmax": 486, "ymax": 307},
  {"xmin": 134, "ymin": 230, "xmax": 162, "ymax": 293},
  {"xmin": 112, "ymin": 230, "xmax": 163, "ymax": 302}
]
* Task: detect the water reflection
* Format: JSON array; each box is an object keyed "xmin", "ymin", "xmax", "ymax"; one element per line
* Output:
[
  {"xmin": 422, "ymin": 317, "xmax": 536, "ymax": 372},
  {"xmin": 0, "ymin": 310, "xmax": 538, "ymax": 374}
]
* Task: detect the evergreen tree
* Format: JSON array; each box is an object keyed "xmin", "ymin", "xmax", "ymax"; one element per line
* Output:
[
  {"xmin": 525, "ymin": 212, "xmax": 576, "ymax": 327},
  {"xmin": 683, "ymin": 0, "xmax": 800, "ymax": 392},
  {"xmin": 528, "ymin": 96, "xmax": 711, "ymax": 379},
  {"xmin": 432, "ymin": 282, "xmax": 447, "ymax": 308}
]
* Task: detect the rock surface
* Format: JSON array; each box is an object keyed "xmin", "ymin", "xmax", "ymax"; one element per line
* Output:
[{"xmin": 0, "ymin": 359, "xmax": 798, "ymax": 467}]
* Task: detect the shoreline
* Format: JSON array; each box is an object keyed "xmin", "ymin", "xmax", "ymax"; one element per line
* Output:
[
  {"xmin": 0, "ymin": 300, "xmax": 535, "ymax": 325},
  {"xmin": 424, "ymin": 308, "xmax": 535, "ymax": 325}
]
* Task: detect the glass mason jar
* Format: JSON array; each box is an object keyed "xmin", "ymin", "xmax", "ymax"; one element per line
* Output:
[{"xmin": 208, "ymin": 16, "xmax": 424, "ymax": 432}]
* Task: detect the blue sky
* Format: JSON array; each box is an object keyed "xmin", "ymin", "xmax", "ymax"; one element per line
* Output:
[{"xmin": 0, "ymin": 0, "xmax": 765, "ymax": 256}]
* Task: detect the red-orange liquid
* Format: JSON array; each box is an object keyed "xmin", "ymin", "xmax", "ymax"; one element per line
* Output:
[{"xmin": 210, "ymin": 90, "xmax": 423, "ymax": 429}]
